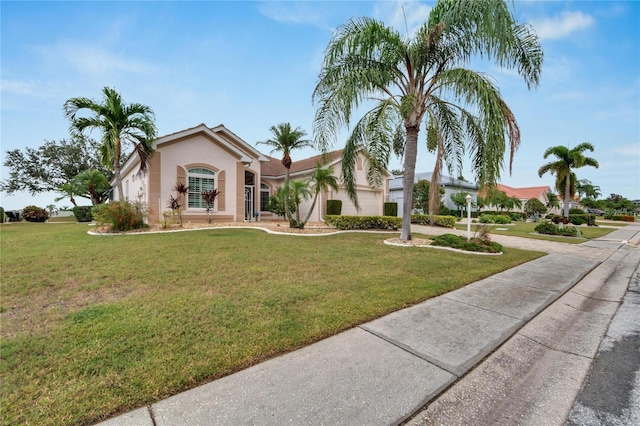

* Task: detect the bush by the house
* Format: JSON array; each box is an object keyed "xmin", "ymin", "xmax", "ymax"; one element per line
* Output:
[
  {"xmin": 569, "ymin": 214, "xmax": 588, "ymax": 226},
  {"xmin": 22, "ymin": 205, "xmax": 49, "ymax": 222},
  {"xmin": 326, "ymin": 200, "xmax": 342, "ymax": 216},
  {"xmin": 524, "ymin": 198, "xmax": 546, "ymax": 216},
  {"xmin": 508, "ymin": 211, "xmax": 526, "ymax": 221},
  {"xmin": 72, "ymin": 206, "xmax": 94, "ymax": 222},
  {"xmin": 324, "ymin": 215, "xmax": 401, "ymax": 230},
  {"xmin": 535, "ymin": 221, "xmax": 578, "ymax": 237},
  {"xmin": 93, "ymin": 201, "xmax": 148, "ymax": 232},
  {"xmin": 569, "ymin": 208, "xmax": 585, "ymax": 215},
  {"xmin": 410, "ymin": 214, "xmax": 456, "ymax": 228},
  {"xmin": 431, "ymin": 233, "xmax": 503, "ymax": 253},
  {"xmin": 383, "ymin": 202, "xmax": 398, "ymax": 217},
  {"xmin": 479, "ymin": 214, "xmax": 511, "ymax": 224},
  {"xmin": 612, "ymin": 215, "xmax": 635, "ymax": 222}
]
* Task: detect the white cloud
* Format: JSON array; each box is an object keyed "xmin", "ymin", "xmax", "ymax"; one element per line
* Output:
[
  {"xmin": 532, "ymin": 11, "xmax": 595, "ymax": 40},
  {"xmin": 373, "ymin": 0, "xmax": 432, "ymax": 36},
  {"xmin": 612, "ymin": 144, "xmax": 640, "ymax": 157},
  {"xmin": 257, "ymin": 1, "xmax": 331, "ymax": 29}
]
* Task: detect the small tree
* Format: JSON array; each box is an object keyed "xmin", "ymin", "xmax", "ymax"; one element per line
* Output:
[
  {"xmin": 524, "ymin": 198, "xmax": 546, "ymax": 217},
  {"xmin": 450, "ymin": 191, "xmax": 471, "ymax": 218},
  {"xmin": 300, "ymin": 164, "xmax": 339, "ymax": 227},
  {"xmin": 413, "ymin": 180, "xmax": 444, "ymax": 214},
  {"xmin": 168, "ymin": 182, "xmax": 189, "ymax": 226},
  {"xmin": 201, "ymin": 189, "xmax": 220, "ymax": 224}
]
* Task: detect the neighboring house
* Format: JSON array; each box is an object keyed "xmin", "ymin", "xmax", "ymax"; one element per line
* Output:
[
  {"xmin": 491, "ymin": 184, "xmax": 552, "ymax": 213},
  {"xmin": 388, "ymin": 172, "xmax": 479, "ymax": 217},
  {"xmin": 115, "ymin": 123, "xmax": 388, "ymax": 224}
]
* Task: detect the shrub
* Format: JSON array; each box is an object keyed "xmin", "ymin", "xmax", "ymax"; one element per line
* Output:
[
  {"xmin": 383, "ymin": 202, "xmax": 398, "ymax": 217},
  {"xmin": 431, "ymin": 233, "xmax": 503, "ymax": 253},
  {"xmin": 569, "ymin": 208, "xmax": 585, "ymax": 215},
  {"xmin": 535, "ymin": 221, "xmax": 578, "ymax": 237},
  {"xmin": 93, "ymin": 201, "xmax": 148, "ymax": 232},
  {"xmin": 0, "ymin": 206, "xmax": 4, "ymax": 223},
  {"xmin": 438, "ymin": 205, "xmax": 455, "ymax": 216},
  {"xmin": 569, "ymin": 214, "xmax": 588, "ymax": 226},
  {"xmin": 479, "ymin": 214, "xmax": 511, "ymax": 224},
  {"xmin": 508, "ymin": 212, "xmax": 525, "ymax": 222},
  {"xmin": 324, "ymin": 215, "xmax": 401, "ymax": 230},
  {"xmin": 22, "ymin": 205, "xmax": 49, "ymax": 222},
  {"xmin": 410, "ymin": 214, "xmax": 456, "ymax": 228},
  {"xmin": 326, "ymin": 200, "xmax": 342, "ymax": 216},
  {"xmin": 612, "ymin": 215, "xmax": 635, "ymax": 222},
  {"xmin": 72, "ymin": 206, "xmax": 94, "ymax": 222}
]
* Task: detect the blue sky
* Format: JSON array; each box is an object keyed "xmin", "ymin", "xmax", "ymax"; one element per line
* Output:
[{"xmin": 1, "ymin": 0, "xmax": 639, "ymax": 211}]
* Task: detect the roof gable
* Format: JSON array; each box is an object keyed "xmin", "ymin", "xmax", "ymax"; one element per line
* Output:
[{"xmin": 261, "ymin": 149, "xmax": 344, "ymax": 178}]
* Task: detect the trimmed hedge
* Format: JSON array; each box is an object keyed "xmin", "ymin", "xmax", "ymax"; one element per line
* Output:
[
  {"xmin": 384, "ymin": 202, "xmax": 398, "ymax": 217},
  {"xmin": 324, "ymin": 215, "xmax": 401, "ymax": 230},
  {"xmin": 411, "ymin": 214, "xmax": 457, "ymax": 228},
  {"xmin": 326, "ymin": 200, "xmax": 342, "ymax": 216},
  {"xmin": 72, "ymin": 206, "xmax": 93, "ymax": 222},
  {"xmin": 569, "ymin": 214, "xmax": 588, "ymax": 226},
  {"xmin": 612, "ymin": 215, "xmax": 635, "ymax": 222},
  {"xmin": 479, "ymin": 214, "xmax": 511, "ymax": 224}
]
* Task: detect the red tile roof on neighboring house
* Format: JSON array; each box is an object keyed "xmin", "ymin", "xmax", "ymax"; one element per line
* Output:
[
  {"xmin": 496, "ymin": 184, "xmax": 550, "ymax": 200},
  {"xmin": 261, "ymin": 149, "xmax": 344, "ymax": 177}
]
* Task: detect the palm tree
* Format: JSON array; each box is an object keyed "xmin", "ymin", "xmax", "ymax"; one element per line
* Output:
[
  {"xmin": 301, "ymin": 163, "xmax": 340, "ymax": 226},
  {"xmin": 287, "ymin": 180, "xmax": 313, "ymax": 228},
  {"xmin": 64, "ymin": 87, "xmax": 157, "ymax": 202},
  {"xmin": 545, "ymin": 189, "xmax": 560, "ymax": 214},
  {"xmin": 312, "ymin": 0, "xmax": 542, "ymax": 240},
  {"xmin": 258, "ymin": 123, "xmax": 313, "ymax": 227},
  {"xmin": 576, "ymin": 179, "xmax": 601, "ymax": 200},
  {"xmin": 538, "ymin": 143, "xmax": 599, "ymax": 218}
]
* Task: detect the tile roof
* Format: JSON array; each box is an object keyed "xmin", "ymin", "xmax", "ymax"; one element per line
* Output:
[
  {"xmin": 261, "ymin": 149, "xmax": 344, "ymax": 177},
  {"xmin": 496, "ymin": 184, "xmax": 550, "ymax": 200}
]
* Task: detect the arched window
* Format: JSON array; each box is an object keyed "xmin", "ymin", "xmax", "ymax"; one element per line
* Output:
[
  {"xmin": 260, "ymin": 183, "xmax": 270, "ymax": 212},
  {"xmin": 187, "ymin": 168, "xmax": 216, "ymax": 208}
]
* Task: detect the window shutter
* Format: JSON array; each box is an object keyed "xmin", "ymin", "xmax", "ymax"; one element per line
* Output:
[{"xmin": 218, "ymin": 171, "xmax": 225, "ymax": 210}]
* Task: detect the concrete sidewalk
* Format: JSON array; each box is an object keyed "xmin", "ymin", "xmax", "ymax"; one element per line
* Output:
[{"xmin": 98, "ymin": 223, "xmax": 640, "ymax": 426}]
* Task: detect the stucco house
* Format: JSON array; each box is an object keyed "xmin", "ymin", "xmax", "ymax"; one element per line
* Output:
[
  {"xmin": 115, "ymin": 123, "xmax": 388, "ymax": 224},
  {"xmin": 492, "ymin": 184, "xmax": 552, "ymax": 213},
  {"xmin": 388, "ymin": 172, "xmax": 479, "ymax": 216}
]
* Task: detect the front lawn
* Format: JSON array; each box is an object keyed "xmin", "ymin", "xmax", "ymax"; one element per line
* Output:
[
  {"xmin": 455, "ymin": 221, "xmax": 616, "ymax": 243},
  {"xmin": 1, "ymin": 222, "xmax": 542, "ymax": 426}
]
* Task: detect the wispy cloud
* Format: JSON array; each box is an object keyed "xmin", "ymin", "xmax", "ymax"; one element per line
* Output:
[
  {"xmin": 257, "ymin": 1, "xmax": 331, "ymax": 29},
  {"xmin": 612, "ymin": 144, "xmax": 640, "ymax": 157},
  {"xmin": 532, "ymin": 11, "xmax": 595, "ymax": 40},
  {"xmin": 373, "ymin": 0, "xmax": 431, "ymax": 36}
]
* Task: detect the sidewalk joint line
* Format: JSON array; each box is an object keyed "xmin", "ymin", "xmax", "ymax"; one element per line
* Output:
[
  {"xmin": 147, "ymin": 405, "xmax": 157, "ymax": 426},
  {"xmin": 519, "ymin": 333, "xmax": 595, "ymax": 360}
]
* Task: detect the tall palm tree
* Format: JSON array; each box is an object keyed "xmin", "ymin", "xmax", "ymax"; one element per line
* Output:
[
  {"xmin": 312, "ymin": 0, "xmax": 543, "ymax": 241},
  {"xmin": 538, "ymin": 143, "xmax": 599, "ymax": 218},
  {"xmin": 258, "ymin": 123, "xmax": 312, "ymax": 227},
  {"xmin": 301, "ymin": 163, "xmax": 340, "ymax": 226},
  {"xmin": 576, "ymin": 179, "xmax": 601, "ymax": 200},
  {"xmin": 64, "ymin": 87, "xmax": 157, "ymax": 202}
]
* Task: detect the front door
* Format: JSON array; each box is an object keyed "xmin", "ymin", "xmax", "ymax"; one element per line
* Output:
[{"xmin": 244, "ymin": 186, "xmax": 254, "ymax": 221}]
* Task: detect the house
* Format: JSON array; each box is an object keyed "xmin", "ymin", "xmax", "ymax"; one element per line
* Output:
[
  {"xmin": 491, "ymin": 184, "xmax": 552, "ymax": 212},
  {"xmin": 115, "ymin": 123, "xmax": 388, "ymax": 224},
  {"xmin": 388, "ymin": 172, "xmax": 479, "ymax": 216}
]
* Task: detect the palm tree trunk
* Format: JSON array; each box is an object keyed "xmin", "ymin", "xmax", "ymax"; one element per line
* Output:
[
  {"xmin": 302, "ymin": 191, "xmax": 319, "ymax": 225},
  {"xmin": 284, "ymin": 168, "xmax": 297, "ymax": 227},
  {"xmin": 429, "ymin": 136, "xmax": 444, "ymax": 216},
  {"xmin": 401, "ymin": 125, "xmax": 420, "ymax": 241},
  {"xmin": 564, "ymin": 175, "xmax": 571, "ymax": 218},
  {"xmin": 114, "ymin": 137, "xmax": 125, "ymax": 202}
]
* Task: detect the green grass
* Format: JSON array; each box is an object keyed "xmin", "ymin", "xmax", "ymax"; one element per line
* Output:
[
  {"xmin": 1, "ymin": 222, "xmax": 543, "ymax": 425},
  {"xmin": 455, "ymin": 221, "xmax": 616, "ymax": 243}
]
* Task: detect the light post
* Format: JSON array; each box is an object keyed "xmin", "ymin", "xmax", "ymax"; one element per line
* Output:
[{"xmin": 466, "ymin": 194, "xmax": 472, "ymax": 241}]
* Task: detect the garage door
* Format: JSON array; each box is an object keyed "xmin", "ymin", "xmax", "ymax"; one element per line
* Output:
[{"xmin": 331, "ymin": 189, "xmax": 383, "ymax": 216}]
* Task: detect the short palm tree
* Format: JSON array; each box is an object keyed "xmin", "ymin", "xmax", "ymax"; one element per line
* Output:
[
  {"xmin": 301, "ymin": 163, "xmax": 340, "ymax": 226},
  {"xmin": 258, "ymin": 123, "xmax": 312, "ymax": 227},
  {"xmin": 545, "ymin": 189, "xmax": 560, "ymax": 214},
  {"xmin": 312, "ymin": 0, "xmax": 543, "ymax": 240},
  {"xmin": 64, "ymin": 87, "xmax": 157, "ymax": 202},
  {"xmin": 538, "ymin": 143, "xmax": 599, "ymax": 217},
  {"xmin": 287, "ymin": 180, "xmax": 313, "ymax": 228}
]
